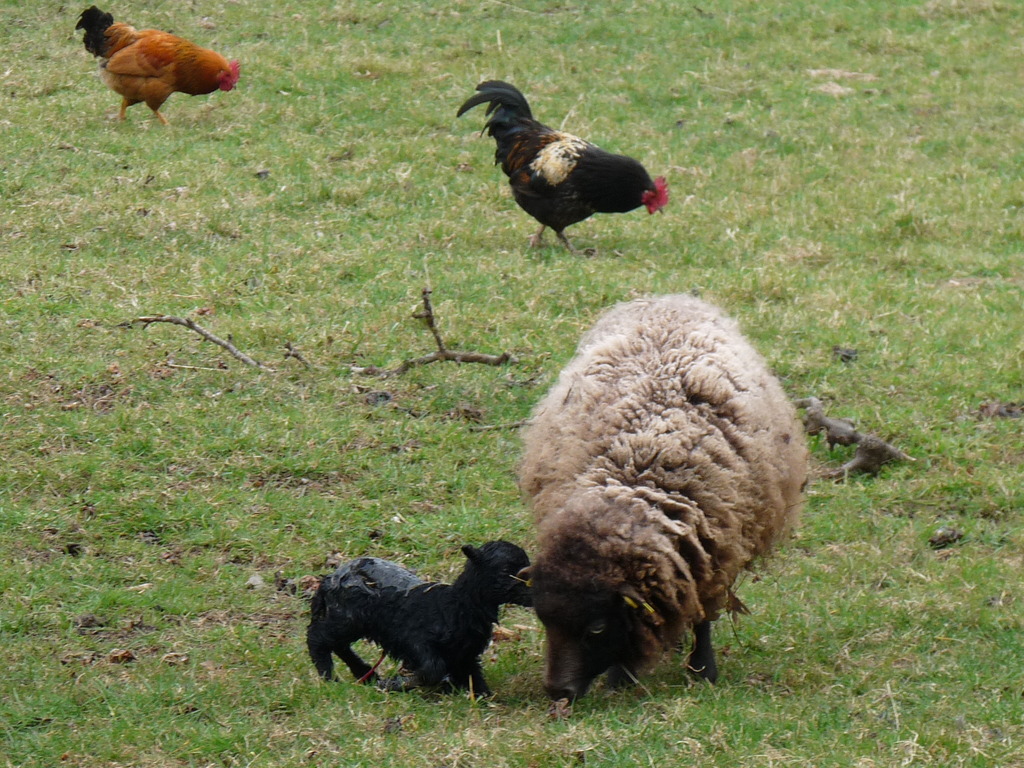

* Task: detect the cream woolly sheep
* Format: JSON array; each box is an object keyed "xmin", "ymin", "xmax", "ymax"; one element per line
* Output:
[{"xmin": 518, "ymin": 294, "xmax": 807, "ymax": 700}]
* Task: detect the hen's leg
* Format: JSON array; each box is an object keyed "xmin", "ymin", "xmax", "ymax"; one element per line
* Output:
[
  {"xmin": 528, "ymin": 224, "xmax": 546, "ymax": 248},
  {"xmin": 142, "ymin": 96, "xmax": 170, "ymax": 125}
]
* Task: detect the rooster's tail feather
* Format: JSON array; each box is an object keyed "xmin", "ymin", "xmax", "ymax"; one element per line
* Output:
[{"xmin": 457, "ymin": 80, "xmax": 534, "ymax": 126}]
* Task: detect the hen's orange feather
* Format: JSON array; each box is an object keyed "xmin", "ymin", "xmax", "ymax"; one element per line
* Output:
[{"xmin": 76, "ymin": 7, "xmax": 239, "ymax": 125}]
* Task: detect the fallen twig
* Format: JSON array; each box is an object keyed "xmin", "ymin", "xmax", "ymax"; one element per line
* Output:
[
  {"xmin": 284, "ymin": 341, "xmax": 312, "ymax": 369},
  {"xmin": 831, "ymin": 434, "xmax": 914, "ymax": 477},
  {"xmin": 132, "ymin": 315, "xmax": 275, "ymax": 372},
  {"xmin": 358, "ymin": 288, "xmax": 512, "ymax": 377},
  {"xmin": 796, "ymin": 396, "xmax": 861, "ymax": 448},
  {"xmin": 977, "ymin": 401, "xmax": 1023, "ymax": 419},
  {"xmin": 166, "ymin": 363, "xmax": 225, "ymax": 372},
  {"xmin": 468, "ymin": 418, "xmax": 530, "ymax": 433},
  {"xmin": 795, "ymin": 397, "xmax": 914, "ymax": 479}
]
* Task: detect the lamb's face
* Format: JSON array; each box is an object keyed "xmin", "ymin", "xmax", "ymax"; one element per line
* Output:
[
  {"xmin": 531, "ymin": 577, "xmax": 635, "ymax": 700},
  {"xmin": 462, "ymin": 541, "xmax": 533, "ymax": 607},
  {"xmin": 504, "ymin": 572, "xmax": 534, "ymax": 607}
]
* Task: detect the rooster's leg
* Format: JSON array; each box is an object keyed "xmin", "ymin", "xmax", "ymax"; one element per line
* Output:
[
  {"xmin": 555, "ymin": 230, "xmax": 582, "ymax": 255},
  {"xmin": 528, "ymin": 224, "xmax": 546, "ymax": 248}
]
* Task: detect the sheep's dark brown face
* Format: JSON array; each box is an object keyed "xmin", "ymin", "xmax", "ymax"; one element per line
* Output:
[{"xmin": 531, "ymin": 577, "xmax": 636, "ymax": 700}]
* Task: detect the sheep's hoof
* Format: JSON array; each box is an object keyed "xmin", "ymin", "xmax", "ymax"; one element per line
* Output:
[{"xmin": 685, "ymin": 652, "xmax": 718, "ymax": 683}]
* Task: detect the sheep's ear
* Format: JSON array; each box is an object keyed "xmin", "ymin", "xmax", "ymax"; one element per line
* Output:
[
  {"xmin": 462, "ymin": 545, "xmax": 480, "ymax": 563},
  {"xmin": 516, "ymin": 566, "xmax": 533, "ymax": 588}
]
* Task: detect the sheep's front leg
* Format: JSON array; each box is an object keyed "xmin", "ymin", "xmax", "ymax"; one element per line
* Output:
[{"xmin": 686, "ymin": 620, "xmax": 718, "ymax": 683}]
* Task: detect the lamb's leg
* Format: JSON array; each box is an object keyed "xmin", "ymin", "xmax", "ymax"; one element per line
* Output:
[
  {"xmin": 377, "ymin": 672, "xmax": 423, "ymax": 692},
  {"xmin": 337, "ymin": 644, "xmax": 375, "ymax": 683},
  {"xmin": 378, "ymin": 654, "xmax": 448, "ymax": 693},
  {"xmin": 466, "ymin": 662, "xmax": 492, "ymax": 698},
  {"xmin": 686, "ymin": 620, "xmax": 718, "ymax": 683},
  {"xmin": 307, "ymin": 620, "xmax": 373, "ymax": 682},
  {"xmin": 306, "ymin": 625, "xmax": 339, "ymax": 680},
  {"xmin": 446, "ymin": 659, "xmax": 491, "ymax": 697}
]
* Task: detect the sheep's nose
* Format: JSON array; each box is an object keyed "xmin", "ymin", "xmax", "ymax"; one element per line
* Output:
[{"xmin": 544, "ymin": 683, "xmax": 579, "ymax": 701}]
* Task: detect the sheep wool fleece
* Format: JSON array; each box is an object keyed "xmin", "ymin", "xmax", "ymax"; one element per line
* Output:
[{"xmin": 519, "ymin": 294, "xmax": 807, "ymax": 669}]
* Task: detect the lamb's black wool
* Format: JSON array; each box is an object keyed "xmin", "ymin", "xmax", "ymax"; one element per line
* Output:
[{"xmin": 307, "ymin": 541, "xmax": 531, "ymax": 696}]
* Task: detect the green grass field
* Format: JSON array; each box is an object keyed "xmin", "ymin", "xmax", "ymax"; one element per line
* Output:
[{"xmin": 2, "ymin": 0, "xmax": 1022, "ymax": 765}]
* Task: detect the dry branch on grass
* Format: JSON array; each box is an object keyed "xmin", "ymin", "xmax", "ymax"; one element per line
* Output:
[
  {"xmin": 283, "ymin": 341, "xmax": 312, "ymax": 369},
  {"xmin": 468, "ymin": 419, "xmax": 530, "ymax": 433},
  {"xmin": 796, "ymin": 396, "xmax": 914, "ymax": 479},
  {"xmin": 797, "ymin": 396, "xmax": 862, "ymax": 448},
  {"xmin": 353, "ymin": 288, "xmax": 513, "ymax": 377},
  {"xmin": 131, "ymin": 315, "xmax": 275, "ymax": 372}
]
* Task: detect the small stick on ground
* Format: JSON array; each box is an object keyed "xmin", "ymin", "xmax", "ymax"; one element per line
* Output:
[
  {"xmin": 166, "ymin": 363, "xmax": 225, "ymax": 372},
  {"xmin": 359, "ymin": 288, "xmax": 512, "ymax": 377},
  {"xmin": 284, "ymin": 341, "xmax": 312, "ymax": 369},
  {"xmin": 132, "ymin": 315, "xmax": 275, "ymax": 372},
  {"xmin": 796, "ymin": 396, "xmax": 861, "ymax": 448},
  {"xmin": 795, "ymin": 396, "xmax": 914, "ymax": 479},
  {"xmin": 468, "ymin": 418, "xmax": 531, "ymax": 433},
  {"xmin": 833, "ymin": 434, "xmax": 914, "ymax": 478}
]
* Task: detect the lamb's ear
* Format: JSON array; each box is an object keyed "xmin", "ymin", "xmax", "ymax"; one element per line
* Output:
[
  {"xmin": 462, "ymin": 545, "xmax": 480, "ymax": 563},
  {"xmin": 515, "ymin": 566, "xmax": 533, "ymax": 588},
  {"xmin": 620, "ymin": 585, "xmax": 657, "ymax": 616}
]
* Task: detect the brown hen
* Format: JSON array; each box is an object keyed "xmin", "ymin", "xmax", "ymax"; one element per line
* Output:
[{"xmin": 76, "ymin": 6, "xmax": 239, "ymax": 125}]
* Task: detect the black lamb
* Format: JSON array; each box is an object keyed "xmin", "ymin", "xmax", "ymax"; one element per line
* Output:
[{"xmin": 307, "ymin": 541, "xmax": 532, "ymax": 696}]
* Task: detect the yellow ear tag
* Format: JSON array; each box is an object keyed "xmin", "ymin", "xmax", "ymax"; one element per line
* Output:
[{"xmin": 623, "ymin": 595, "xmax": 657, "ymax": 615}]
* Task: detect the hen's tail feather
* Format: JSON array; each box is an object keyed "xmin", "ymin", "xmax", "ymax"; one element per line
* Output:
[
  {"xmin": 76, "ymin": 5, "xmax": 115, "ymax": 57},
  {"xmin": 456, "ymin": 80, "xmax": 533, "ymax": 121}
]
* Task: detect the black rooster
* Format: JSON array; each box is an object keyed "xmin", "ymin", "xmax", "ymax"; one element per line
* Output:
[{"xmin": 457, "ymin": 80, "xmax": 668, "ymax": 253}]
